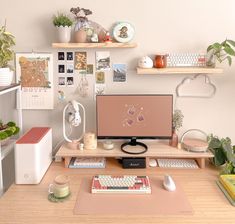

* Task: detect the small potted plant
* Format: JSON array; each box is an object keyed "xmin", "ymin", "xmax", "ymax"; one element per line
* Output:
[
  {"xmin": 170, "ymin": 109, "xmax": 184, "ymax": 147},
  {"xmin": 206, "ymin": 39, "xmax": 235, "ymax": 67},
  {"xmin": 0, "ymin": 120, "xmax": 20, "ymax": 145},
  {"xmin": 208, "ymin": 134, "xmax": 235, "ymax": 174},
  {"xmin": 0, "ymin": 23, "xmax": 15, "ymax": 86},
  {"xmin": 53, "ymin": 13, "xmax": 73, "ymax": 43}
]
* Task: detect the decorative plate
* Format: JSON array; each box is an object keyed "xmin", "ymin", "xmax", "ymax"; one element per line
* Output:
[{"xmin": 112, "ymin": 22, "xmax": 135, "ymax": 43}]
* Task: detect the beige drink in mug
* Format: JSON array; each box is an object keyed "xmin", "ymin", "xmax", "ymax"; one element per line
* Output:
[{"xmin": 48, "ymin": 175, "xmax": 70, "ymax": 198}]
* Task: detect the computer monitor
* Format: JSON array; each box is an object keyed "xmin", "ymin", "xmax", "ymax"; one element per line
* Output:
[{"xmin": 96, "ymin": 94, "xmax": 173, "ymax": 154}]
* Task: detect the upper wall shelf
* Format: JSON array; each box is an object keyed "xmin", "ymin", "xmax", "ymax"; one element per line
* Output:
[
  {"xmin": 52, "ymin": 42, "xmax": 137, "ymax": 49},
  {"xmin": 136, "ymin": 67, "xmax": 223, "ymax": 75}
]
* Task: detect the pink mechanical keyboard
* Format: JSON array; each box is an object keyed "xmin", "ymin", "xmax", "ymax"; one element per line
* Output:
[{"xmin": 91, "ymin": 175, "xmax": 151, "ymax": 194}]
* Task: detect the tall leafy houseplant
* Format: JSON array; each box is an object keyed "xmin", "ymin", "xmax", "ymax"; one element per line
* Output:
[
  {"xmin": 206, "ymin": 39, "xmax": 235, "ymax": 67},
  {"xmin": 53, "ymin": 13, "xmax": 73, "ymax": 43},
  {"xmin": 0, "ymin": 24, "xmax": 15, "ymax": 86}
]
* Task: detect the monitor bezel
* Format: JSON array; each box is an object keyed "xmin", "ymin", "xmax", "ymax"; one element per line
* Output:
[{"xmin": 96, "ymin": 94, "xmax": 173, "ymax": 140}]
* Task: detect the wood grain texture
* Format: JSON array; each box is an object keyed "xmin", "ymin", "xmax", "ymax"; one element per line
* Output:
[
  {"xmin": 52, "ymin": 42, "xmax": 137, "ymax": 48},
  {"xmin": 136, "ymin": 67, "xmax": 223, "ymax": 74},
  {"xmin": 56, "ymin": 141, "xmax": 213, "ymax": 168},
  {"xmin": 0, "ymin": 160, "xmax": 233, "ymax": 224}
]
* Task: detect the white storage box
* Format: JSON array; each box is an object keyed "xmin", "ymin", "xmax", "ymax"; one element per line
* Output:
[{"xmin": 15, "ymin": 127, "xmax": 52, "ymax": 184}]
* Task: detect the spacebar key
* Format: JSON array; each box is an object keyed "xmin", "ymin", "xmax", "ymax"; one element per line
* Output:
[{"xmin": 107, "ymin": 187, "xmax": 129, "ymax": 189}]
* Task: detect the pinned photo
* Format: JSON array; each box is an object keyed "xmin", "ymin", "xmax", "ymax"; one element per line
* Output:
[
  {"xmin": 95, "ymin": 84, "xmax": 106, "ymax": 97},
  {"xmin": 58, "ymin": 64, "xmax": 65, "ymax": 73},
  {"xmin": 58, "ymin": 52, "xmax": 65, "ymax": 60},
  {"xmin": 113, "ymin": 64, "xmax": 127, "ymax": 82},
  {"xmin": 96, "ymin": 71, "xmax": 105, "ymax": 84},
  {"xmin": 67, "ymin": 52, "xmax": 73, "ymax": 61},
  {"xmin": 87, "ymin": 64, "xmax": 94, "ymax": 75},
  {"xmin": 75, "ymin": 52, "xmax": 87, "ymax": 70},
  {"xmin": 58, "ymin": 77, "xmax": 66, "ymax": 86},
  {"xmin": 96, "ymin": 51, "xmax": 110, "ymax": 71},
  {"xmin": 67, "ymin": 77, "xmax": 74, "ymax": 86},
  {"xmin": 67, "ymin": 64, "xmax": 74, "ymax": 74}
]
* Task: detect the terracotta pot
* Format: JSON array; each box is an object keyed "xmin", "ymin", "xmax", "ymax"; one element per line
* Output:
[{"xmin": 74, "ymin": 29, "xmax": 87, "ymax": 43}]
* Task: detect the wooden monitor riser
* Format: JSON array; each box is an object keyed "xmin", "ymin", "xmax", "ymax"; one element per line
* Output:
[{"xmin": 56, "ymin": 140, "xmax": 213, "ymax": 169}]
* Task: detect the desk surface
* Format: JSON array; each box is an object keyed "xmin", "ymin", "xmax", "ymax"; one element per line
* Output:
[{"xmin": 0, "ymin": 159, "xmax": 234, "ymax": 224}]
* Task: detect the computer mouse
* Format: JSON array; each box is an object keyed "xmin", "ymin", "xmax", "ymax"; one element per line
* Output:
[
  {"xmin": 149, "ymin": 158, "xmax": 157, "ymax": 167},
  {"xmin": 163, "ymin": 175, "xmax": 176, "ymax": 191}
]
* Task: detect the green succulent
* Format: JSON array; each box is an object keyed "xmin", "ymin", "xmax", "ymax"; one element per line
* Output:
[
  {"xmin": 0, "ymin": 120, "xmax": 20, "ymax": 141},
  {"xmin": 0, "ymin": 131, "xmax": 8, "ymax": 140},
  {"xmin": 53, "ymin": 13, "xmax": 73, "ymax": 27}
]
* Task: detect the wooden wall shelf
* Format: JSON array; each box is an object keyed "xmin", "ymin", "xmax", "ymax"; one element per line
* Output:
[
  {"xmin": 56, "ymin": 141, "xmax": 213, "ymax": 169},
  {"xmin": 52, "ymin": 42, "xmax": 137, "ymax": 49},
  {"xmin": 137, "ymin": 67, "xmax": 223, "ymax": 75}
]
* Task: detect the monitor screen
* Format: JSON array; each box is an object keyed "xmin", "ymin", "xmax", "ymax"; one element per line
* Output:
[{"xmin": 96, "ymin": 94, "xmax": 173, "ymax": 139}]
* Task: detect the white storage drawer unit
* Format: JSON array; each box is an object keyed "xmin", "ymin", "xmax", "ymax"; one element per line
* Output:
[{"xmin": 15, "ymin": 127, "xmax": 52, "ymax": 184}]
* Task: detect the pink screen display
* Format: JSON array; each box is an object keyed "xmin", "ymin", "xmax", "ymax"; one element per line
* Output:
[{"xmin": 96, "ymin": 95, "xmax": 173, "ymax": 138}]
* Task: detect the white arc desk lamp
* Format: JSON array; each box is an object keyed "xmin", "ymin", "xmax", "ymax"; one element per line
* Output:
[{"xmin": 63, "ymin": 100, "xmax": 86, "ymax": 144}]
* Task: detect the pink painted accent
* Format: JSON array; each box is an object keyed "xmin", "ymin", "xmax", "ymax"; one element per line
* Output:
[{"xmin": 16, "ymin": 127, "xmax": 51, "ymax": 144}]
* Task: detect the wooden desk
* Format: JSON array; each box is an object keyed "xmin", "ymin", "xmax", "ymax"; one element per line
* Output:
[{"xmin": 0, "ymin": 159, "xmax": 234, "ymax": 224}]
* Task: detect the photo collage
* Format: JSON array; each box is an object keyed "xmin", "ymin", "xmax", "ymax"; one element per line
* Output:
[{"xmin": 57, "ymin": 51, "xmax": 127, "ymax": 98}]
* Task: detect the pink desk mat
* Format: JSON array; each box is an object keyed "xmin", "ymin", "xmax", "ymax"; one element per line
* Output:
[{"xmin": 74, "ymin": 177, "xmax": 193, "ymax": 215}]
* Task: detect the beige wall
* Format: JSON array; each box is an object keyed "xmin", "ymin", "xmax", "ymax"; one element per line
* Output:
[{"xmin": 1, "ymin": 0, "xmax": 235, "ymax": 151}]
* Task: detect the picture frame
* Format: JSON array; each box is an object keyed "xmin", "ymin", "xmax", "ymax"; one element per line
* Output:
[{"xmin": 112, "ymin": 22, "xmax": 135, "ymax": 43}]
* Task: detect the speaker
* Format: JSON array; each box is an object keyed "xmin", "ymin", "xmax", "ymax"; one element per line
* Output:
[{"xmin": 122, "ymin": 157, "xmax": 146, "ymax": 169}]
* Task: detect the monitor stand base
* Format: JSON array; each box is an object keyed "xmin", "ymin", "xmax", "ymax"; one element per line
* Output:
[{"xmin": 121, "ymin": 138, "xmax": 148, "ymax": 155}]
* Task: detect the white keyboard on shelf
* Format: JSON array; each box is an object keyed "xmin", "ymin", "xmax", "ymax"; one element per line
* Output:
[
  {"xmin": 157, "ymin": 158, "xmax": 199, "ymax": 169},
  {"xmin": 91, "ymin": 175, "xmax": 151, "ymax": 194}
]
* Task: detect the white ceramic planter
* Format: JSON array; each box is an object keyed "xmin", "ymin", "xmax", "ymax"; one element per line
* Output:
[
  {"xmin": 0, "ymin": 68, "xmax": 13, "ymax": 86},
  {"xmin": 57, "ymin": 26, "xmax": 71, "ymax": 43}
]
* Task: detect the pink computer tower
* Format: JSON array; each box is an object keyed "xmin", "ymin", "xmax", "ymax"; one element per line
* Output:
[{"xmin": 15, "ymin": 127, "xmax": 52, "ymax": 184}]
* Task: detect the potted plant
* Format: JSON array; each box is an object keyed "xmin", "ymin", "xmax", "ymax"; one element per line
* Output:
[
  {"xmin": 206, "ymin": 39, "xmax": 235, "ymax": 67},
  {"xmin": 0, "ymin": 24, "xmax": 15, "ymax": 86},
  {"xmin": 0, "ymin": 120, "xmax": 20, "ymax": 145},
  {"xmin": 208, "ymin": 134, "xmax": 235, "ymax": 174},
  {"xmin": 53, "ymin": 13, "xmax": 73, "ymax": 43},
  {"xmin": 169, "ymin": 109, "xmax": 184, "ymax": 147}
]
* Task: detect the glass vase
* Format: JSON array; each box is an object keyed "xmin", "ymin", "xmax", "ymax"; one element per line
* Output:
[{"xmin": 169, "ymin": 130, "xmax": 178, "ymax": 148}]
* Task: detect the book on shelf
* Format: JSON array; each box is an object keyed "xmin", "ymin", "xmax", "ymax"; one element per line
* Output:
[
  {"xmin": 216, "ymin": 180, "xmax": 235, "ymax": 206},
  {"xmin": 219, "ymin": 175, "xmax": 235, "ymax": 200},
  {"xmin": 69, "ymin": 157, "xmax": 106, "ymax": 168}
]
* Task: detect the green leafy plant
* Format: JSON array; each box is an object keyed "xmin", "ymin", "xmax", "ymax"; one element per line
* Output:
[
  {"xmin": 208, "ymin": 134, "xmax": 235, "ymax": 174},
  {"xmin": 0, "ymin": 120, "xmax": 20, "ymax": 141},
  {"xmin": 207, "ymin": 39, "xmax": 235, "ymax": 67},
  {"xmin": 0, "ymin": 24, "xmax": 15, "ymax": 68},
  {"xmin": 172, "ymin": 109, "xmax": 184, "ymax": 132},
  {"xmin": 52, "ymin": 13, "xmax": 73, "ymax": 27}
]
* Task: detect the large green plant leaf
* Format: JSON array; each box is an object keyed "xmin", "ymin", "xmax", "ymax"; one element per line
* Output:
[
  {"xmin": 227, "ymin": 39, "xmax": 235, "ymax": 47},
  {"xmin": 224, "ymin": 46, "xmax": 235, "ymax": 56},
  {"xmin": 211, "ymin": 148, "xmax": 227, "ymax": 166}
]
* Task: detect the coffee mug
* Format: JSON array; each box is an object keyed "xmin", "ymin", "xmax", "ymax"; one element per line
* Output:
[{"xmin": 48, "ymin": 175, "xmax": 70, "ymax": 198}]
